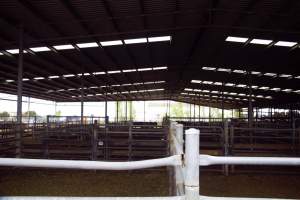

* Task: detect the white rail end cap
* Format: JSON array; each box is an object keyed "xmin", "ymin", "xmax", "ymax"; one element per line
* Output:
[{"xmin": 185, "ymin": 128, "xmax": 199, "ymax": 135}]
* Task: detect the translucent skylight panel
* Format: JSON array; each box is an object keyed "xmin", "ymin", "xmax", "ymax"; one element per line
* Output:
[
  {"xmin": 107, "ymin": 70, "xmax": 121, "ymax": 74},
  {"xmin": 259, "ymin": 86, "xmax": 269, "ymax": 90},
  {"xmin": 251, "ymin": 71, "xmax": 262, "ymax": 75},
  {"xmin": 184, "ymin": 88, "xmax": 193, "ymax": 91},
  {"xmin": 282, "ymin": 89, "xmax": 292, "ymax": 93},
  {"xmin": 225, "ymin": 36, "xmax": 249, "ymax": 43},
  {"xmin": 148, "ymin": 36, "xmax": 171, "ymax": 42},
  {"xmin": 48, "ymin": 75, "xmax": 59, "ymax": 79},
  {"xmin": 271, "ymin": 88, "xmax": 281, "ymax": 91},
  {"xmin": 191, "ymin": 80, "xmax": 202, "ymax": 83},
  {"xmin": 63, "ymin": 74, "xmax": 75, "ymax": 78},
  {"xmin": 293, "ymin": 90, "xmax": 300, "ymax": 94},
  {"xmin": 274, "ymin": 41, "xmax": 297, "ymax": 47},
  {"xmin": 34, "ymin": 77, "xmax": 45, "ymax": 80},
  {"xmin": 53, "ymin": 44, "xmax": 74, "ymax": 50},
  {"xmin": 264, "ymin": 73, "xmax": 277, "ymax": 77},
  {"xmin": 5, "ymin": 79, "xmax": 14, "ymax": 82},
  {"xmin": 30, "ymin": 47, "xmax": 51, "ymax": 52},
  {"xmin": 225, "ymin": 83, "xmax": 235, "ymax": 86},
  {"xmin": 217, "ymin": 68, "xmax": 231, "ymax": 72},
  {"xmin": 22, "ymin": 78, "xmax": 29, "ymax": 81},
  {"xmin": 203, "ymin": 81, "xmax": 213, "ymax": 84},
  {"xmin": 250, "ymin": 39, "xmax": 273, "ymax": 45},
  {"xmin": 214, "ymin": 82, "xmax": 222, "ymax": 85},
  {"xmin": 6, "ymin": 49, "xmax": 27, "ymax": 54},
  {"xmin": 93, "ymin": 72, "xmax": 106, "ymax": 75},
  {"xmin": 236, "ymin": 84, "xmax": 247, "ymax": 88},
  {"xmin": 123, "ymin": 69, "xmax": 136, "ymax": 73},
  {"xmin": 202, "ymin": 67, "xmax": 216, "ymax": 71},
  {"xmin": 76, "ymin": 42, "xmax": 98, "ymax": 48},
  {"xmin": 124, "ymin": 38, "xmax": 147, "ymax": 44},
  {"xmin": 100, "ymin": 40, "xmax": 123, "ymax": 46},
  {"xmin": 153, "ymin": 66, "xmax": 167, "ymax": 70},
  {"xmin": 233, "ymin": 69, "xmax": 246, "ymax": 74},
  {"xmin": 137, "ymin": 68, "xmax": 152, "ymax": 71},
  {"xmin": 279, "ymin": 74, "xmax": 292, "ymax": 78}
]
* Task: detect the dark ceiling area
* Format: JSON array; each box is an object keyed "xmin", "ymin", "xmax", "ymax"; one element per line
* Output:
[{"xmin": 0, "ymin": 0, "xmax": 300, "ymax": 109}]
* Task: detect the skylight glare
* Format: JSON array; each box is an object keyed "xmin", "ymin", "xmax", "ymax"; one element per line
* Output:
[
  {"xmin": 53, "ymin": 44, "xmax": 74, "ymax": 50},
  {"xmin": 34, "ymin": 77, "xmax": 45, "ymax": 80},
  {"xmin": 100, "ymin": 40, "xmax": 123, "ymax": 46},
  {"xmin": 76, "ymin": 42, "xmax": 98, "ymax": 48},
  {"xmin": 30, "ymin": 47, "xmax": 51, "ymax": 52},
  {"xmin": 6, "ymin": 49, "xmax": 27, "ymax": 54},
  {"xmin": 124, "ymin": 38, "xmax": 147, "ymax": 44},
  {"xmin": 274, "ymin": 41, "xmax": 297, "ymax": 47},
  {"xmin": 264, "ymin": 73, "xmax": 277, "ymax": 77},
  {"xmin": 63, "ymin": 74, "xmax": 75, "ymax": 78},
  {"xmin": 233, "ymin": 69, "xmax": 246, "ymax": 74},
  {"xmin": 5, "ymin": 79, "xmax": 14, "ymax": 82},
  {"xmin": 107, "ymin": 70, "xmax": 121, "ymax": 74},
  {"xmin": 250, "ymin": 39, "xmax": 273, "ymax": 45},
  {"xmin": 153, "ymin": 66, "xmax": 167, "ymax": 70},
  {"xmin": 137, "ymin": 68, "xmax": 152, "ymax": 71},
  {"xmin": 148, "ymin": 36, "xmax": 171, "ymax": 42},
  {"xmin": 225, "ymin": 36, "xmax": 249, "ymax": 43},
  {"xmin": 48, "ymin": 75, "xmax": 59, "ymax": 79},
  {"xmin": 217, "ymin": 68, "xmax": 231, "ymax": 72},
  {"xmin": 202, "ymin": 67, "xmax": 216, "ymax": 71},
  {"xmin": 123, "ymin": 69, "xmax": 136, "ymax": 73},
  {"xmin": 22, "ymin": 78, "xmax": 29, "ymax": 81},
  {"xmin": 93, "ymin": 72, "xmax": 106, "ymax": 75}
]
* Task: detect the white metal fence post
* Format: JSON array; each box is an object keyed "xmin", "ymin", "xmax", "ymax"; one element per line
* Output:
[{"xmin": 185, "ymin": 128, "xmax": 199, "ymax": 200}]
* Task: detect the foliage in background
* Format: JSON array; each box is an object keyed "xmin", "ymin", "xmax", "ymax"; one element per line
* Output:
[
  {"xmin": 23, "ymin": 111, "xmax": 37, "ymax": 117},
  {"xmin": 0, "ymin": 111, "xmax": 10, "ymax": 117}
]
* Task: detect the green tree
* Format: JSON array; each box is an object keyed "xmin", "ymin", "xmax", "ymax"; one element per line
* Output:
[
  {"xmin": 170, "ymin": 102, "xmax": 185, "ymax": 117},
  {"xmin": 0, "ymin": 111, "xmax": 10, "ymax": 118},
  {"xmin": 55, "ymin": 110, "xmax": 61, "ymax": 116},
  {"xmin": 23, "ymin": 111, "xmax": 37, "ymax": 117}
]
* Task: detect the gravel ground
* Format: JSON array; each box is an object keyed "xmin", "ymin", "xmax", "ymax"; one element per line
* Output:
[{"xmin": 0, "ymin": 168, "xmax": 300, "ymax": 198}]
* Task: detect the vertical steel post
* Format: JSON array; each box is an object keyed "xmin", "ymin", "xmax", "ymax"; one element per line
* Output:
[
  {"xmin": 143, "ymin": 100, "xmax": 146, "ymax": 122},
  {"xmin": 16, "ymin": 25, "xmax": 24, "ymax": 158},
  {"xmin": 185, "ymin": 128, "xmax": 199, "ymax": 200},
  {"xmin": 248, "ymin": 74, "xmax": 253, "ymax": 128},
  {"xmin": 224, "ymin": 120, "xmax": 229, "ymax": 176},
  {"xmin": 116, "ymin": 101, "xmax": 119, "ymax": 123},
  {"xmin": 125, "ymin": 101, "xmax": 128, "ymax": 121},
  {"xmin": 80, "ymin": 77, "xmax": 84, "ymax": 125}
]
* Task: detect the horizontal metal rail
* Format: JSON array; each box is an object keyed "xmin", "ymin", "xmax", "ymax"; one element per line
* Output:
[
  {"xmin": 199, "ymin": 154, "xmax": 300, "ymax": 166},
  {"xmin": 0, "ymin": 155, "xmax": 181, "ymax": 170}
]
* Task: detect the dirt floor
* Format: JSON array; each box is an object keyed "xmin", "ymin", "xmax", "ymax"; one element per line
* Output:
[{"xmin": 0, "ymin": 168, "xmax": 300, "ymax": 198}]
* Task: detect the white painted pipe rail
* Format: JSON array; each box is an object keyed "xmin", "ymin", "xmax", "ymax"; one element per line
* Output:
[
  {"xmin": 0, "ymin": 155, "xmax": 181, "ymax": 170},
  {"xmin": 199, "ymin": 154, "xmax": 300, "ymax": 166}
]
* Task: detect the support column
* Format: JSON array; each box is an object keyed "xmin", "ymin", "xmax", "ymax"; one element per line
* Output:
[
  {"xmin": 16, "ymin": 25, "xmax": 24, "ymax": 158},
  {"xmin": 116, "ymin": 101, "xmax": 119, "ymax": 122},
  {"xmin": 80, "ymin": 95, "xmax": 84, "ymax": 125},
  {"xmin": 248, "ymin": 74, "xmax": 253, "ymax": 128},
  {"xmin": 143, "ymin": 100, "xmax": 146, "ymax": 122},
  {"xmin": 185, "ymin": 128, "xmax": 200, "ymax": 200},
  {"xmin": 125, "ymin": 101, "xmax": 128, "ymax": 121},
  {"xmin": 80, "ymin": 75, "xmax": 84, "ymax": 125}
]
